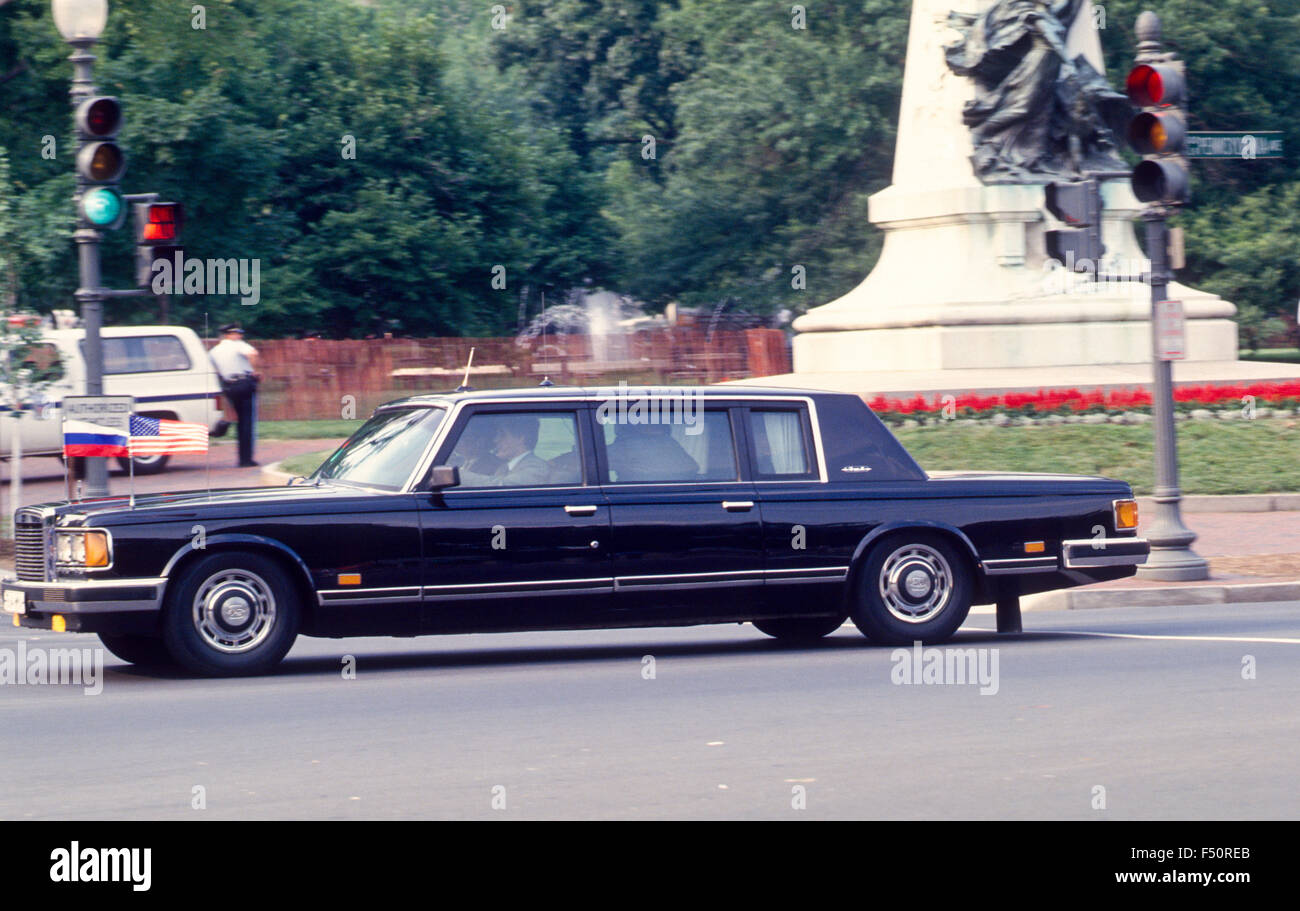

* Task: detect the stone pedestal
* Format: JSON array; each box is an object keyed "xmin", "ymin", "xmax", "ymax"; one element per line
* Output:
[{"xmin": 792, "ymin": 0, "xmax": 1237, "ymax": 372}]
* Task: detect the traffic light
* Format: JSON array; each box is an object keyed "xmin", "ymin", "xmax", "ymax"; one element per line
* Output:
[
  {"xmin": 133, "ymin": 202, "xmax": 184, "ymax": 288},
  {"xmin": 1126, "ymin": 63, "xmax": 1189, "ymax": 204},
  {"xmin": 74, "ymin": 95, "xmax": 126, "ymax": 229},
  {"xmin": 1044, "ymin": 178, "xmax": 1103, "ymax": 270}
]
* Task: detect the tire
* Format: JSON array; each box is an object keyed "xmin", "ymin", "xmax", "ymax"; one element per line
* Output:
[
  {"xmin": 850, "ymin": 533, "xmax": 973, "ymax": 645},
  {"xmin": 116, "ymin": 453, "xmax": 171, "ymax": 475},
  {"xmin": 753, "ymin": 615, "xmax": 846, "ymax": 642},
  {"xmin": 161, "ymin": 551, "xmax": 300, "ymax": 676},
  {"xmin": 98, "ymin": 632, "xmax": 174, "ymax": 667}
]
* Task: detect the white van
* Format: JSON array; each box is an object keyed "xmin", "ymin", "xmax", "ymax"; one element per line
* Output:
[{"xmin": 0, "ymin": 325, "xmax": 228, "ymax": 474}]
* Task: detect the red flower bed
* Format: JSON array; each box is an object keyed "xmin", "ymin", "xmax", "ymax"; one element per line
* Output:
[{"xmin": 867, "ymin": 381, "xmax": 1300, "ymax": 421}]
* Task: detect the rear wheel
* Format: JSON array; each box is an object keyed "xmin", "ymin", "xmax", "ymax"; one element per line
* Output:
[
  {"xmin": 98, "ymin": 633, "xmax": 173, "ymax": 667},
  {"xmin": 162, "ymin": 551, "xmax": 300, "ymax": 676},
  {"xmin": 752, "ymin": 615, "xmax": 846, "ymax": 642},
  {"xmin": 850, "ymin": 534, "xmax": 972, "ymax": 645}
]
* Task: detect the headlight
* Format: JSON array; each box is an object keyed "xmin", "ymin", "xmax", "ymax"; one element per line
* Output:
[
  {"xmin": 54, "ymin": 530, "xmax": 111, "ymax": 568},
  {"xmin": 1113, "ymin": 499, "xmax": 1139, "ymax": 531}
]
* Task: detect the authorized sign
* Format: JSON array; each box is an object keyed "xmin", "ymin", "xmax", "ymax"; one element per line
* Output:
[
  {"xmin": 62, "ymin": 396, "xmax": 134, "ymax": 433},
  {"xmin": 1155, "ymin": 300, "xmax": 1186, "ymax": 361},
  {"xmin": 1185, "ymin": 132, "xmax": 1284, "ymax": 159}
]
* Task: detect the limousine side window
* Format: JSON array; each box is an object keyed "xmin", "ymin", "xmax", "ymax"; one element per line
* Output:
[
  {"xmin": 600, "ymin": 409, "xmax": 738, "ymax": 483},
  {"xmin": 748, "ymin": 408, "xmax": 816, "ymax": 480},
  {"xmin": 446, "ymin": 410, "xmax": 583, "ymax": 488}
]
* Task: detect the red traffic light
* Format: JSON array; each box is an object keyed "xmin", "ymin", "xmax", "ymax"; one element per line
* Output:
[
  {"xmin": 1126, "ymin": 64, "xmax": 1185, "ymax": 108},
  {"xmin": 76, "ymin": 96, "xmax": 122, "ymax": 138},
  {"xmin": 139, "ymin": 203, "xmax": 183, "ymax": 243}
]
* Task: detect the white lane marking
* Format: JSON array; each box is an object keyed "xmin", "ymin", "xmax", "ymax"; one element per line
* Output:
[{"xmin": 1029, "ymin": 630, "xmax": 1300, "ymax": 645}]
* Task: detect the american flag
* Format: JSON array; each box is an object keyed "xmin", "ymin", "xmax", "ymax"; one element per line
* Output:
[{"xmin": 130, "ymin": 414, "xmax": 209, "ymax": 455}]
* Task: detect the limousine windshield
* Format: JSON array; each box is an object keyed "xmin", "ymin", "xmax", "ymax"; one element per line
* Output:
[{"xmin": 313, "ymin": 405, "xmax": 445, "ymax": 489}]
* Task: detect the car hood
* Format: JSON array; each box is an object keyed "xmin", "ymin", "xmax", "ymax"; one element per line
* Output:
[{"xmin": 34, "ymin": 481, "xmax": 385, "ymax": 527}]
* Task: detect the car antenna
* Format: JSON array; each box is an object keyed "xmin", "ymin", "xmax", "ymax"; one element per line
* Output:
[
  {"xmin": 455, "ymin": 346, "xmax": 476, "ymax": 393},
  {"xmin": 538, "ymin": 290, "xmax": 552, "ymax": 386},
  {"xmin": 205, "ymin": 310, "xmax": 212, "ymax": 501}
]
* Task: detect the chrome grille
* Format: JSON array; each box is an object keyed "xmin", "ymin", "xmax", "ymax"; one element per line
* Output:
[{"xmin": 14, "ymin": 513, "xmax": 47, "ymax": 582}]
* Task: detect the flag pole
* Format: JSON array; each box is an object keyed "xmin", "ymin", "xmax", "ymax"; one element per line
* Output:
[
  {"xmin": 128, "ymin": 439, "xmax": 135, "ymax": 508},
  {"xmin": 205, "ymin": 311, "xmax": 212, "ymax": 501}
]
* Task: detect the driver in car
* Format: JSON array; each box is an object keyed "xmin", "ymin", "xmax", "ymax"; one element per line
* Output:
[{"xmin": 457, "ymin": 415, "xmax": 551, "ymax": 487}]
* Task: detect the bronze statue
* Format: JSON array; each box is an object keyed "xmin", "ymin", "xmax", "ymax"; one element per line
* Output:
[{"xmin": 944, "ymin": 0, "xmax": 1131, "ymax": 182}]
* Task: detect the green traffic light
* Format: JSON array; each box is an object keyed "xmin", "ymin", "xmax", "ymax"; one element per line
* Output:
[{"xmin": 81, "ymin": 186, "xmax": 123, "ymax": 227}]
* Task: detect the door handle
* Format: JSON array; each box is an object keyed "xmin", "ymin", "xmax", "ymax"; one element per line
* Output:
[
  {"xmin": 564, "ymin": 504, "xmax": 599, "ymax": 516},
  {"xmin": 721, "ymin": 500, "xmax": 754, "ymax": 512}
]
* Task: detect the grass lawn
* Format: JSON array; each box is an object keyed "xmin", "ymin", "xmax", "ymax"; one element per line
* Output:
[
  {"xmin": 277, "ymin": 449, "xmax": 335, "ymax": 477},
  {"xmin": 257, "ymin": 419, "xmax": 363, "ymax": 440},
  {"xmin": 1240, "ymin": 348, "xmax": 1300, "ymax": 363},
  {"xmin": 894, "ymin": 419, "xmax": 1299, "ymax": 495}
]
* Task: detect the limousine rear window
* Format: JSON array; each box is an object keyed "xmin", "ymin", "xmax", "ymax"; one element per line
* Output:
[{"xmin": 312, "ymin": 406, "xmax": 446, "ymax": 490}]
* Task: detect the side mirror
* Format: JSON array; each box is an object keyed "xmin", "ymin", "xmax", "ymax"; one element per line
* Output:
[{"xmin": 428, "ymin": 464, "xmax": 460, "ymax": 490}]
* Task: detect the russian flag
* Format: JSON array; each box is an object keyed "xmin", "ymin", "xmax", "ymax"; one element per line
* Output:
[{"xmin": 63, "ymin": 420, "xmax": 130, "ymax": 457}]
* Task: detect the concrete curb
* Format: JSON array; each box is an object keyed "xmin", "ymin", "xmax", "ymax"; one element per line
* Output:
[
  {"xmin": 1138, "ymin": 493, "xmax": 1300, "ymax": 513},
  {"xmin": 260, "ymin": 461, "xmax": 297, "ymax": 485},
  {"xmin": 1023, "ymin": 581, "xmax": 1300, "ymax": 611}
]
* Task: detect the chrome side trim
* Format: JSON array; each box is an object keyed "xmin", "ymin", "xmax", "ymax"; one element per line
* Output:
[{"xmin": 982, "ymin": 556, "xmax": 1059, "ymax": 576}]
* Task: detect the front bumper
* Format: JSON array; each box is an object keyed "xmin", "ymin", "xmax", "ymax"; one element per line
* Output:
[{"xmin": 2, "ymin": 576, "xmax": 164, "ymax": 633}]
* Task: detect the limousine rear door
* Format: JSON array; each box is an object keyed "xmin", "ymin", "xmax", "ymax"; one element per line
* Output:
[{"xmin": 593, "ymin": 399, "xmax": 764, "ymax": 621}]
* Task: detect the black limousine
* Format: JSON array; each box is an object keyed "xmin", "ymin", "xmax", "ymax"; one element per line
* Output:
[{"xmin": 4, "ymin": 386, "xmax": 1148, "ymax": 675}]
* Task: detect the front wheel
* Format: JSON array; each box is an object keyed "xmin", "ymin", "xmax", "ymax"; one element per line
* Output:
[
  {"xmin": 752, "ymin": 615, "xmax": 846, "ymax": 642},
  {"xmin": 850, "ymin": 534, "xmax": 972, "ymax": 645},
  {"xmin": 162, "ymin": 552, "xmax": 300, "ymax": 676}
]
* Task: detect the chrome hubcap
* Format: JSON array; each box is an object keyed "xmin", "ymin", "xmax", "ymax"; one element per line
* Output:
[
  {"xmin": 193, "ymin": 569, "xmax": 276, "ymax": 654},
  {"xmin": 879, "ymin": 544, "xmax": 953, "ymax": 624}
]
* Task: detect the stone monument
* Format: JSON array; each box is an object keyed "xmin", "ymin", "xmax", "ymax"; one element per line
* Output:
[{"xmin": 791, "ymin": 0, "xmax": 1237, "ymax": 372}]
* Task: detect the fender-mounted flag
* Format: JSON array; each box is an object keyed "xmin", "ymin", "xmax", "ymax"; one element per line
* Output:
[
  {"xmin": 63, "ymin": 420, "xmax": 130, "ymax": 457},
  {"xmin": 129, "ymin": 414, "xmax": 209, "ymax": 455}
]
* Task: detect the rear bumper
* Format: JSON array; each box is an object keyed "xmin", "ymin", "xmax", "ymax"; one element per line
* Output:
[
  {"xmin": 2, "ymin": 576, "xmax": 164, "ymax": 633},
  {"xmin": 1061, "ymin": 538, "xmax": 1151, "ymax": 569}
]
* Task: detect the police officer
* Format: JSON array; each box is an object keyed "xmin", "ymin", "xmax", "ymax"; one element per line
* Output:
[{"xmin": 210, "ymin": 323, "xmax": 260, "ymax": 467}]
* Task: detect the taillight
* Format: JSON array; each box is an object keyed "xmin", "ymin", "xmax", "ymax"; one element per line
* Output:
[{"xmin": 1114, "ymin": 499, "xmax": 1139, "ymax": 530}]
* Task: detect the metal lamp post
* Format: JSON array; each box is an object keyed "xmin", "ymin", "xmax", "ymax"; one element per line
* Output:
[
  {"xmin": 52, "ymin": 0, "xmax": 111, "ymax": 497},
  {"xmin": 1130, "ymin": 10, "xmax": 1209, "ymax": 582}
]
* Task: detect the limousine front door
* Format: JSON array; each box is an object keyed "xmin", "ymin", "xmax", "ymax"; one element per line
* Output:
[{"xmin": 417, "ymin": 404, "xmax": 614, "ymax": 633}]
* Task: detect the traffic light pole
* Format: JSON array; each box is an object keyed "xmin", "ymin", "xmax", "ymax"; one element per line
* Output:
[
  {"xmin": 1138, "ymin": 207, "xmax": 1209, "ymax": 581},
  {"xmin": 67, "ymin": 38, "xmax": 110, "ymax": 498}
]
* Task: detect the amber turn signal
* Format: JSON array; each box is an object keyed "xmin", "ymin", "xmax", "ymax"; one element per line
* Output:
[
  {"xmin": 1114, "ymin": 499, "xmax": 1139, "ymax": 530},
  {"xmin": 84, "ymin": 531, "xmax": 111, "ymax": 568}
]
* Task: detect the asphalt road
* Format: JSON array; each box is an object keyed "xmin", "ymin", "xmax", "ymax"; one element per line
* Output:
[{"xmin": 1, "ymin": 600, "xmax": 1296, "ymax": 820}]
